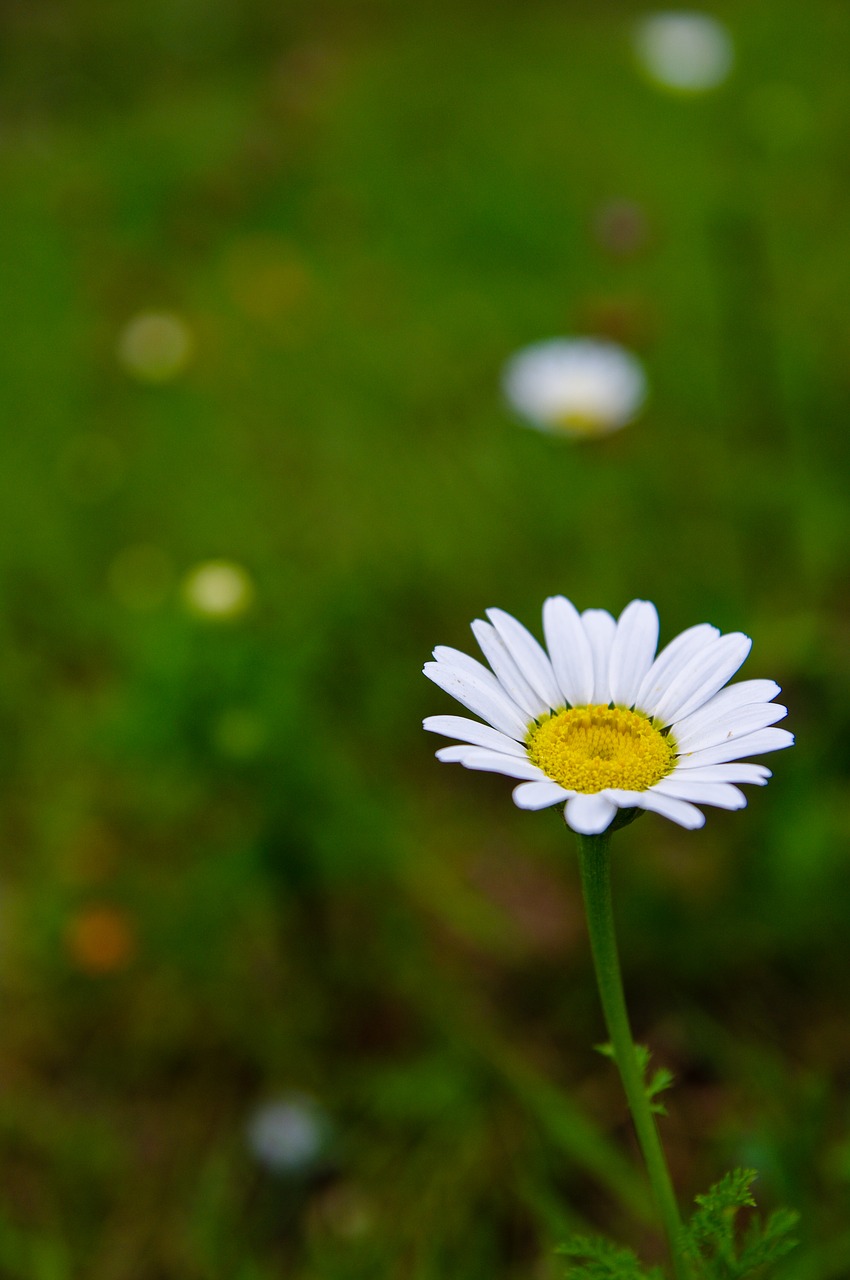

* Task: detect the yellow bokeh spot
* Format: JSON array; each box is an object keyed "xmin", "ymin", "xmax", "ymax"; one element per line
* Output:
[
  {"xmin": 527, "ymin": 705, "xmax": 675, "ymax": 794},
  {"xmin": 223, "ymin": 236, "xmax": 311, "ymax": 321}
]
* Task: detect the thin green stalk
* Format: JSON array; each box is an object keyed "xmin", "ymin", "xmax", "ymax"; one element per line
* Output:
[{"xmin": 576, "ymin": 831, "xmax": 689, "ymax": 1280}]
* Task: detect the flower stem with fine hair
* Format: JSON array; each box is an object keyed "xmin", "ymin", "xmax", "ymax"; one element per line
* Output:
[{"xmin": 576, "ymin": 830, "xmax": 689, "ymax": 1280}]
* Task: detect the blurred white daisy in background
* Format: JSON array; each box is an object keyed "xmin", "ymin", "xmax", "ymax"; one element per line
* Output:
[
  {"xmin": 633, "ymin": 12, "xmax": 733, "ymax": 94},
  {"xmin": 424, "ymin": 597, "xmax": 792, "ymax": 836},
  {"xmin": 245, "ymin": 1094, "xmax": 332, "ymax": 1176},
  {"xmin": 117, "ymin": 311, "xmax": 194, "ymax": 382},
  {"xmin": 502, "ymin": 338, "xmax": 647, "ymax": 438},
  {"xmin": 182, "ymin": 559, "xmax": 254, "ymax": 620}
]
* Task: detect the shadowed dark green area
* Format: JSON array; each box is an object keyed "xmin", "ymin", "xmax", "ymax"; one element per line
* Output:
[{"xmin": 0, "ymin": 1, "xmax": 846, "ymax": 1276}]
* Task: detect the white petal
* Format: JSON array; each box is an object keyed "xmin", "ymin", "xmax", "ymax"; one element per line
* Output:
[
  {"xmin": 609, "ymin": 599, "xmax": 659, "ymax": 708},
  {"xmin": 486, "ymin": 608, "xmax": 563, "ymax": 710},
  {"xmin": 471, "ymin": 620, "xmax": 549, "ymax": 719},
  {"xmin": 605, "ymin": 788, "xmax": 705, "ymax": 828},
  {"xmin": 670, "ymin": 762, "xmax": 771, "ymax": 785},
  {"xmin": 542, "ymin": 595, "xmax": 595, "ymax": 706},
  {"xmin": 422, "ymin": 715, "xmax": 527, "ymax": 757},
  {"xmin": 673, "ymin": 678, "xmax": 781, "ymax": 730},
  {"xmin": 635, "ymin": 623, "xmax": 719, "ymax": 717},
  {"xmin": 675, "ymin": 727, "xmax": 794, "ymax": 769},
  {"xmin": 673, "ymin": 702, "xmax": 787, "ymax": 754},
  {"xmin": 633, "ymin": 790, "xmax": 706, "ymax": 828},
  {"xmin": 435, "ymin": 746, "xmax": 545, "ymax": 781},
  {"xmin": 652, "ymin": 632, "xmax": 752, "ymax": 727},
  {"xmin": 653, "ymin": 778, "xmax": 746, "ymax": 810},
  {"xmin": 564, "ymin": 793, "xmax": 617, "ymax": 834},
  {"xmin": 581, "ymin": 609, "xmax": 617, "ymax": 704},
  {"xmin": 432, "ymin": 644, "xmax": 491, "ymax": 677},
  {"xmin": 432, "ymin": 645, "xmax": 527, "ymax": 704},
  {"xmin": 423, "ymin": 661, "xmax": 530, "ymax": 739},
  {"xmin": 513, "ymin": 780, "xmax": 575, "ymax": 810},
  {"xmin": 670, "ymin": 678, "xmax": 782, "ymax": 739}
]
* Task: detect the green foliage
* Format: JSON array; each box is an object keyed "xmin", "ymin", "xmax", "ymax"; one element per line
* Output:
[
  {"xmin": 0, "ymin": 0, "xmax": 844, "ymax": 1272},
  {"xmin": 683, "ymin": 1170, "xmax": 799, "ymax": 1279},
  {"xmin": 687, "ymin": 1169, "xmax": 758, "ymax": 1261},
  {"xmin": 560, "ymin": 1172, "xmax": 797, "ymax": 1280},
  {"xmin": 558, "ymin": 1234, "xmax": 664, "ymax": 1280}
]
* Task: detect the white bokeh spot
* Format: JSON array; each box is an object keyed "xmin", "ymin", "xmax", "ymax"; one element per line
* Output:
[
  {"xmin": 633, "ymin": 12, "xmax": 734, "ymax": 94},
  {"xmin": 245, "ymin": 1094, "xmax": 330, "ymax": 1175},
  {"xmin": 117, "ymin": 311, "xmax": 194, "ymax": 382},
  {"xmin": 182, "ymin": 560, "xmax": 254, "ymax": 620}
]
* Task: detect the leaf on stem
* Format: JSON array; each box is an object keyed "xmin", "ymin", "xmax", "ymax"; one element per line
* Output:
[{"xmin": 594, "ymin": 1042, "xmax": 675, "ymax": 1115}]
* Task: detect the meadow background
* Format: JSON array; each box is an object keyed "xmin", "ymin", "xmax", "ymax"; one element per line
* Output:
[{"xmin": 0, "ymin": 1, "xmax": 847, "ymax": 1276}]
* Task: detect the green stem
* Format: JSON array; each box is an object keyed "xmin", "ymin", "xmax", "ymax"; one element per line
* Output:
[{"xmin": 576, "ymin": 831, "xmax": 689, "ymax": 1280}]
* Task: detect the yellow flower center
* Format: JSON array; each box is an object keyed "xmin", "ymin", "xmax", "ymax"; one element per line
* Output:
[
  {"xmin": 553, "ymin": 410, "xmax": 610, "ymax": 436},
  {"xmin": 526, "ymin": 705, "xmax": 676, "ymax": 794}
]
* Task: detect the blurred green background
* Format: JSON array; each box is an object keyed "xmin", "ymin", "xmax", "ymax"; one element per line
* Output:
[{"xmin": 0, "ymin": 1, "xmax": 847, "ymax": 1276}]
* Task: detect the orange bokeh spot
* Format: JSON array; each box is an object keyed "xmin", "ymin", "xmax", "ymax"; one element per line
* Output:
[{"xmin": 66, "ymin": 905, "xmax": 136, "ymax": 975}]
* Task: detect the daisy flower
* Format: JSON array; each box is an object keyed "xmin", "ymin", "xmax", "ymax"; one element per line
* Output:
[
  {"xmin": 502, "ymin": 338, "xmax": 647, "ymax": 437},
  {"xmin": 423, "ymin": 598, "xmax": 792, "ymax": 835}
]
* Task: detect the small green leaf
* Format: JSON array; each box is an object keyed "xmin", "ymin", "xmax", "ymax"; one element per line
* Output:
[
  {"xmin": 738, "ymin": 1207, "xmax": 800, "ymax": 1272},
  {"xmin": 646, "ymin": 1066, "xmax": 675, "ymax": 1115},
  {"xmin": 634, "ymin": 1044, "xmax": 652, "ymax": 1077},
  {"xmin": 684, "ymin": 1168, "xmax": 798, "ymax": 1277},
  {"xmin": 687, "ymin": 1167, "xmax": 758, "ymax": 1255}
]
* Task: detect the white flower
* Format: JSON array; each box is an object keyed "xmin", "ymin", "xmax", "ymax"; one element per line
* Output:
[
  {"xmin": 502, "ymin": 339, "xmax": 647, "ymax": 437},
  {"xmin": 633, "ymin": 12, "xmax": 734, "ymax": 94},
  {"xmin": 423, "ymin": 598, "xmax": 793, "ymax": 836}
]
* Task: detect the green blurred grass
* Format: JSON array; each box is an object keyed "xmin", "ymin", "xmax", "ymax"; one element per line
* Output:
[{"xmin": 0, "ymin": 1, "xmax": 847, "ymax": 1276}]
